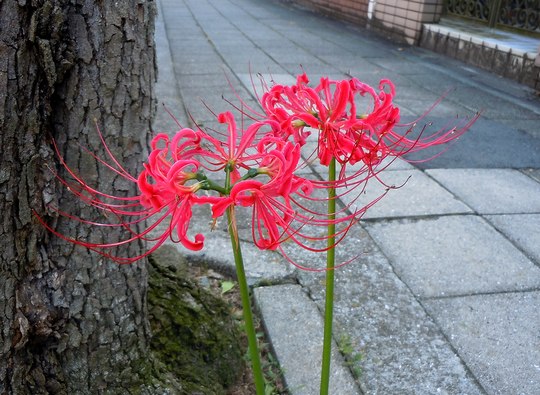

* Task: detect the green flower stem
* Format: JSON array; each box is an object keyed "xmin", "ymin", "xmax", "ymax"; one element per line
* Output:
[
  {"xmin": 320, "ymin": 157, "xmax": 337, "ymax": 395},
  {"xmin": 226, "ymin": 206, "xmax": 266, "ymax": 395}
]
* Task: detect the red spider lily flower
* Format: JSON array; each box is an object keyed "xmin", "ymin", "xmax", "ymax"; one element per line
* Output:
[
  {"xmin": 261, "ymin": 73, "xmax": 478, "ymax": 172},
  {"xmin": 137, "ymin": 152, "xmax": 222, "ymax": 251},
  {"xmin": 260, "ymin": 73, "xmax": 320, "ymax": 145},
  {"xmin": 261, "ymin": 73, "xmax": 395, "ymax": 168},
  {"xmin": 138, "ymin": 157, "xmax": 199, "ymax": 209},
  {"xmin": 36, "ymin": 125, "xmax": 226, "ymax": 264}
]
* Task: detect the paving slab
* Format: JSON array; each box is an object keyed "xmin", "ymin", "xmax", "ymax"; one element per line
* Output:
[
  {"xmin": 365, "ymin": 215, "xmax": 540, "ymax": 298},
  {"xmin": 427, "ymin": 169, "xmax": 540, "ymax": 214},
  {"xmin": 253, "ymin": 284, "xmax": 360, "ymax": 395},
  {"xmin": 338, "ymin": 169, "xmax": 473, "ymax": 219},
  {"xmin": 408, "ymin": 118, "xmax": 540, "ymax": 169},
  {"xmin": 445, "ymin": 86, "xmax": 540, "ymax": 120},
  {"xmin": 485, "ymin": 214, "xmax": 540, "ymax": 265},
  {"xmin": 424, "ymin": 291, "xmax": 540, "ymax": 395}
]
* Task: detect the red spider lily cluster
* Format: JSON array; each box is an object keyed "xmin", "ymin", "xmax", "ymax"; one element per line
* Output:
[{"xmin": 40, "ymin": 73, "xmax": 476, "ymax": 267}]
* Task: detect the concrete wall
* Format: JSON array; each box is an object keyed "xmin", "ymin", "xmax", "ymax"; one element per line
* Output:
[
  {"xmin": 371, "ymin": 0, "xmax": 444, "ymax": 44},
  {"xmin": 283, "ymin": 0, "xmax": 444, "ymax": 45}
]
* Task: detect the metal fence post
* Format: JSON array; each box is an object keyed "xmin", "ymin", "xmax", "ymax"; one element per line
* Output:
[{"xmin": 488, "ymin": 0, "xmax": 503, "ymax": 28}]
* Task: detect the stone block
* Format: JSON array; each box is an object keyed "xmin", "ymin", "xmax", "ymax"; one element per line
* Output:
[
  {"xmin": 424, "ymin": 292, "xmax": 540, "ymax": 395},
  {"xmin": 253, "ymin": 284, "xmax": 360, "ymax": 394},
  {"xmin": 365, "ymin": 215, "xmax": 540, "ymax": 297},
  {"xmin": 426, "ymin": 169, "xmax": 540, "ymax": 214},
  {"xmin": 339, "ymin": 169, "xmax": 472, "ymax": 219}
]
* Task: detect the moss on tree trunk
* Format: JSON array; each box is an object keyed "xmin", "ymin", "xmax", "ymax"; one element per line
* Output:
[{"xmin": 146, "ymin": 246, "xmax": 244, "ymax": 394}]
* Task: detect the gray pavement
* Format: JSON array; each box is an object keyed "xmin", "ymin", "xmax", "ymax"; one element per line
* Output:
[{"xmin": 153, "ymin": 0, "xmax": 540, "ymax": 393}]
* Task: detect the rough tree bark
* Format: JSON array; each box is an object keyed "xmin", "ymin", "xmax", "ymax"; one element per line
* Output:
[{"xmin": 0, "ymin": 1, "xmax": 158, "ymax": 393}]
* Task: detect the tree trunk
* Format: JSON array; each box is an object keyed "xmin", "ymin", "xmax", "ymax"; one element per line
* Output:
[{"xmin": 0, "ymin": 1, "xmax": 157, "ymax": 393}]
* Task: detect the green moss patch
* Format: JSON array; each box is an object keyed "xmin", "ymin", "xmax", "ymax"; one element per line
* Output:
[{"xmin": 147, "ymin": 245, "xmax": 244, "ymax": 394}]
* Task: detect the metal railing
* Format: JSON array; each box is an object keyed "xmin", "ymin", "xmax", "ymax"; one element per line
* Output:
[{"xmin": 445, "ymin": 0, "xmax": 540, "ymax": 34}]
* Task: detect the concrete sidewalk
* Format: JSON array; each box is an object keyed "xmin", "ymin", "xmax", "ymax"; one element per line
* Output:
[{"xmin": 153, "ymin": 0, "xmax": 540, "ymax": 393}]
